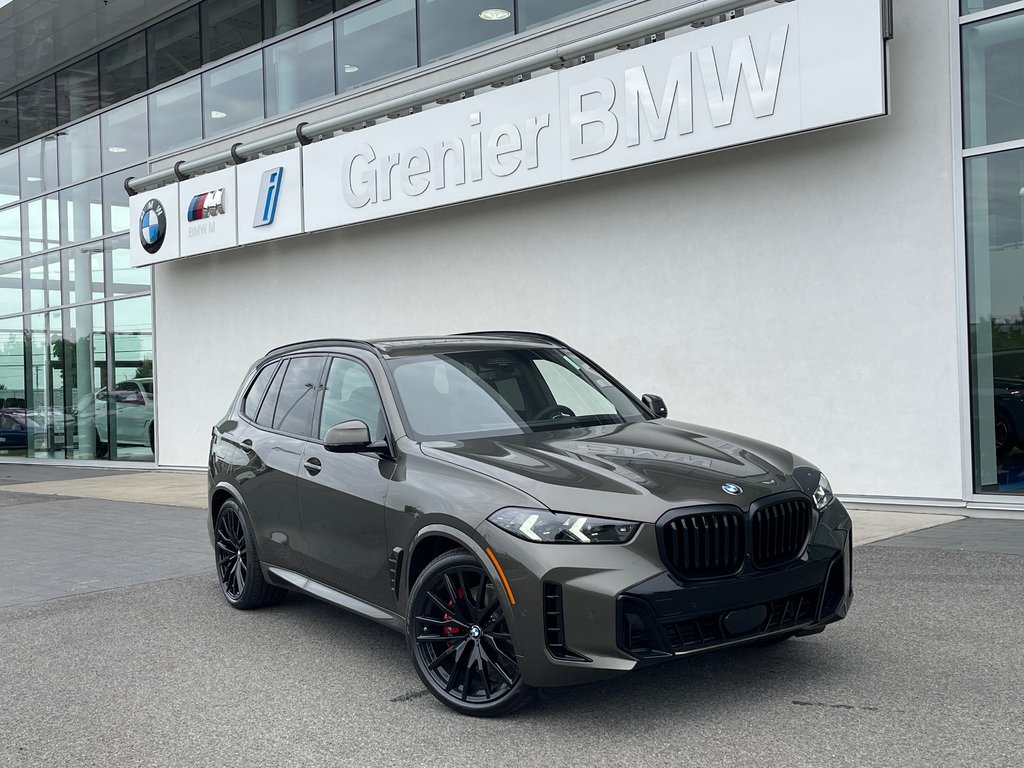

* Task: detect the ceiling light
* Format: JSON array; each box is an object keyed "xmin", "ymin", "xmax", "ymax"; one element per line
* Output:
[
  {"xmin": 107, "ymin": 146, "xmax": 127, "ymax": 153},
  {"xmin": 210, "ymin": 110, "xmax": 227, "ymax": 119},
  {"xmin": 25, "ymin": 176, "xmax": 41, "ymax": 182},
  {"xmin": 479, "ymin": 8, "xmax": 511, "ymax": 21},
  {"xmin": 343, "ymin": 64, "xmax": 359, "ymax": 73}
]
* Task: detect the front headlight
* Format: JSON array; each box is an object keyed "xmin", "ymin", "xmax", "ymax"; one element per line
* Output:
[
  {"xmin": 812, "ymin": 473, "xmax": 834, "ymax": 510},
  {"xmin": 488, "ymin": 507, "xmax": 639, "ymax": 544}
]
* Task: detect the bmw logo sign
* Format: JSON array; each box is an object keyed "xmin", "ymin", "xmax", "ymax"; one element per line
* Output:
[
  {"xmin": 139, "ymin": 199, "xmax": 166, "ymax": 254},
  {"xmin": 722, "ymin": 483, "xmax": 742, "ymax": 495}
]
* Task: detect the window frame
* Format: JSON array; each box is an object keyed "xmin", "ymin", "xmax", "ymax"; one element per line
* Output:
[{"xmin": 314, "ymin": 353, "xmax": 392, "ymax": 443}]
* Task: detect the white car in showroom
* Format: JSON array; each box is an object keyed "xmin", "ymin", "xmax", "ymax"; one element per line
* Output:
[{"xmin": 87, "ymin": 378, "xmax": 155, "ymax": 456}]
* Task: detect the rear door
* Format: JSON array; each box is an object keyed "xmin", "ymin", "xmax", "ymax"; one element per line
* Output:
[
  {"xmin": 297, "ymin": 354, "xmax": 396, "ymax": 608},
  {"xmin": 234, "ymin": 355, "xmax": 325, "ymax": 572}
]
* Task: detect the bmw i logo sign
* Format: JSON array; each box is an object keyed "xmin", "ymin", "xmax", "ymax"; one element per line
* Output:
[
  {"xmin": 139, "ymin": 199, "xmax": 166, "ymax": 255},
  {"xmin": 722, "ymin": 483, "xmax": 742, "ymax": 495}
]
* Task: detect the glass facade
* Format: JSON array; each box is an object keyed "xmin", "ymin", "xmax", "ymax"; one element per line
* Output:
[
  {"xmin": 0, "ymin": 102, "xmax": 152, "ymax": 462},
  {"xmin": 0, "ymin": 0, "xmax": 617, "ymax": 151},
  {"xmin": 963, "ymin": 6, "xmax": 1024, "ymax": 493}
]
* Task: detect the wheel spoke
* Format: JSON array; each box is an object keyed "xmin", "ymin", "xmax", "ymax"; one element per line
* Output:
[
  {"xmin": 480, "ymin": 599, "xmax": 501, "ymax": 628},
  {"xmin": 478, "ymin": 656, "xmax": 492, "ymax": 698},
  {"xmin": 427, "ymin": 590, "xmax": 463, "ymax": 621},
  {"xmin": 417, "ymin": 633, "xmax": 460, "ymax": 643},
  {"xmin": 481, "ymin": 642, "xmax": 516, "ymax": 686},
  {"xmin": 444, "ymin": 643, "xmax": 470, "ymax": 693},
  {"xmin": 484, "ymin": 635, "xmax": 518, "ymax": 669},
  {"xmin": 455, "ymin": 569, "xmax": 475, "ymax": 622},
  {"xmin": 216, "ymin": 540, "xmax": 234, "ymax": 552},
  {"xmin": 415, "ymin": 615, "xmax": 469, "ymax": 630},
  {"xmin": 232, "ymin": 558, "xmax": 244, "ymax": 594},
  {"xmin": 460, "ymin": 649, "xmax": 474, "ymax": 701},
  {"xmin": 426, "ymin": 643, "xmax": 458, "ymax": 672}
]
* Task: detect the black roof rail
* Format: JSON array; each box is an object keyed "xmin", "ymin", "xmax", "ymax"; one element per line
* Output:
[
  {"xmin": 264, "ymin": 338, "xmax": 377, "ymax": 357},
  {"xmin": 455, "ymin": 330, "xmax": 569, "ymax": 347}
]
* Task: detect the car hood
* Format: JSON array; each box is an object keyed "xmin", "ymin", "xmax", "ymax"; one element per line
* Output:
[{"xmin": 420, "ymin": 419, "xmax": 812, "ymax": 523}]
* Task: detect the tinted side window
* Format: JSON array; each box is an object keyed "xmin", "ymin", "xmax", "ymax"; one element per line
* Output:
[
  {"xmin": 255, "ymin": 361, "xmax": 287, "ymax": 428},
  {"xmin": 242, "ymin": 361, "xmax": 279, "ymax": 420},
  {"xmin": 273, "ymin": 356, "xmax": 325, "ymax": 436},
  {"xmin": 319, "ymin": 357, "xmax": 385, "ymax": 440}
]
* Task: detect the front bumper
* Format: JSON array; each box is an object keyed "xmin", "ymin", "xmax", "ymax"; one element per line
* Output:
[{"xmin": 477, "ymin": 499, "xmax": 853, "ymax": 688}]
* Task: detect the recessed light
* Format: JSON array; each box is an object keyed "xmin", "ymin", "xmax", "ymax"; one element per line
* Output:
[
  {"xmin": 343, "ymin": 64, "xmax": 359, "ymax": 73},
  {"xmin": 26, "ymin": 176, "xmax": 41, "ymax": 182},
  {"xmin": 107, "ymin": 146, "xmax": 127, "ymax": 153},
  {"xmin": 210, "ymin": 110, "xmax": 227, "ymax": 119},
  {"xmin": 479, "ymin": 8, "xmax": 510, "ymax": 21}
]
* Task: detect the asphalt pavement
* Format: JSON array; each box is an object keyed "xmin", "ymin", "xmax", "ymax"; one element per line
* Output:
[{"xmin": 1, "ymin": 468, "xmax": 1022, "ymax": 768}]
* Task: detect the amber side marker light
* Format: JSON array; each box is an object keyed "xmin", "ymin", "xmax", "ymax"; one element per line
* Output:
[{"xmin": 485, "ymin": 547, "xmax": 516, "ymax": 605}]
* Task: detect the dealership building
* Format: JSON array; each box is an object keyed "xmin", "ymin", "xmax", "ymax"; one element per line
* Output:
[{"xmin": 0, "ymin": 0, "xmax": 1022, "ymax": 514}]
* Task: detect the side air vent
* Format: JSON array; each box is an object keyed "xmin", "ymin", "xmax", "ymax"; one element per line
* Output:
[
  {"xmin": 388, "ymin": 547, "xmax": 404, "ymax": 599},
  {"xmin": 543, "ymin": 583, "xmax": 589, "ymax": 662}
]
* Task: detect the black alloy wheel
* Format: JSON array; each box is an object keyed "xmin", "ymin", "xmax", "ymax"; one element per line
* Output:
[
  {"xmin": 408, "ymin": 549, "xmax": 533, "ymax": 716},
  {"xmin": 214, "ymin": 499, "xmax": 286, "ymax": 609}
]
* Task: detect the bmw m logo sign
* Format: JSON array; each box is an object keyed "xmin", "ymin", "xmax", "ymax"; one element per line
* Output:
[
  {"xmin": 139, "ymin": 199, "xmax": 166, "ymax": 255},
  {"xmin": 187, "ymin": 188, "xmax": 225, "ymax": 222},
  {"xmin": 722, "ymin": 483, "xmax": 742, "ymax": 495}
]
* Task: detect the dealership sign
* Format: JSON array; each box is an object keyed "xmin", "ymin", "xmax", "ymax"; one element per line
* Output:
[{"xmin": 130, "ymin": 0, "xmax": 886, "ymax": 266}]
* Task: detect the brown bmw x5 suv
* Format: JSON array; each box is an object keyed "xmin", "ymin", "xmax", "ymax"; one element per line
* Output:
[{"xmin": 208, "ymin": 332, "xmax": 853, "ymax": 716}]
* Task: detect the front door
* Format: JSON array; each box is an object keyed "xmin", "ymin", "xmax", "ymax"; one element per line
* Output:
[{"xmin": 297, "ymin": 356, "xmax": 395, "ymax": 609}]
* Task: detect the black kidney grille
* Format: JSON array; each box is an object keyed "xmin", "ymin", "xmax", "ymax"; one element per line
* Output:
[
  {"xmin": 663, "ymin": 511, "xmax": 745, "ymax": 578},
  {"xmin": 752, "ymin": 498, "xmax": 812, "ymax": 568}
]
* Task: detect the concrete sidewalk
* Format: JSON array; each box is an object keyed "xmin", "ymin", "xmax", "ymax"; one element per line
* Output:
[{"xmin": 0, "ymin": 462, "xmax": 962, "ymax": 547}]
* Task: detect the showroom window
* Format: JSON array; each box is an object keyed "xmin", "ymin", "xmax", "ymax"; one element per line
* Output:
[
  {"xmin": 149, "ymin": 8, "xmax": 203, "ymax": 88},
  {"xmin": 963, "ymin": 6, "xmax": 1024, "ymax": 493}
]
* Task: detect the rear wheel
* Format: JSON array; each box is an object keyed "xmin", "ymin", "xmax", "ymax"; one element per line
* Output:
[
  {"xmin": 214, "ymin": 499, "xmax": 286, "ymax": 609},
  {"xmin": 407, "ymin": 549, "xmax": 534, "ymax": 716}
]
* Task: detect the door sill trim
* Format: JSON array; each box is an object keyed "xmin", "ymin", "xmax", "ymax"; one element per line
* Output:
[{"xmin": 267, "ymin": 565, "xmax": 404, "ymax": 630}]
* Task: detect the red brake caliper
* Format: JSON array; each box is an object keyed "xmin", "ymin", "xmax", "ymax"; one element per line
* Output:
[{"xmin": 443, "ymin": 588, "xmax": 465, "ymax": 646}]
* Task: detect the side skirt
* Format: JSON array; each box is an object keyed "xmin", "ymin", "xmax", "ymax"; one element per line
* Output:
[{"xmin": 267, "ymin": 565, "xmax": 406, "ymax": 632}]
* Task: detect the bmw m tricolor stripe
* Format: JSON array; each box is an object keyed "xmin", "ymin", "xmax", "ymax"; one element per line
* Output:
[{"xmin": 187, "ymin": 189, "xmax": 225, "ymax": 222}]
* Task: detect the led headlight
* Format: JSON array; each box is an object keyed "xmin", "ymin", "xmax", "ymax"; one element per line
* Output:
[
  {"xmin": 812, "ymin": 473, "xmax": 834, "ymax": 510},
  {"xmin": 488, "ymin": 507, "xmax": 639, "ymax": 544}
]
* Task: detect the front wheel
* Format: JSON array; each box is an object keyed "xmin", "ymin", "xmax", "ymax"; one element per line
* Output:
[{"xmin": 407, "ymin": 549, "xmax": 534, "ymax": 716}]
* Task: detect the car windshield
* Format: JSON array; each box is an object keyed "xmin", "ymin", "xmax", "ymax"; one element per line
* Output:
[{"xmin": 387, "ymin": 347, "xmax": 646, "ymax": 440}]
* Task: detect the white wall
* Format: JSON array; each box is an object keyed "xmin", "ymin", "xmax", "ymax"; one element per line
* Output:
[{"xmin": 154, "ymin": 0, "xmax": 963, "ymax": 502}]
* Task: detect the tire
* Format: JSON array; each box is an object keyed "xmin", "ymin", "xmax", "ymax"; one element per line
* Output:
[
  {"xmin": 213, "ymin": 499, "xmax": 287, "ymax": 609},
  {"xmin": 407, "ymin": 549, "xmax": 535, "ymax": 716},
  {"xmin": 95, "ymin": 430, "xmax": 108, "ymax": 459},
  {"xmin": 148, "ymin": 423, "xmax": 155, "ymax": 452}
]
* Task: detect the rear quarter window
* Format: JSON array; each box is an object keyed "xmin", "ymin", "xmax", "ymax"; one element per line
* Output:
[{"xmin": 242, "ymin": 362, "xmax": 279, "ymax": 421}]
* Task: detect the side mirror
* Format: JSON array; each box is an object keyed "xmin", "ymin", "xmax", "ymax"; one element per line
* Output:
[
  {"xmin": 324, "ymin": 420, "xmax": 373, "ymax": 452},
  {"xmin": 642, "ymin": 393, "xmax": 668, "ymax": 418}
]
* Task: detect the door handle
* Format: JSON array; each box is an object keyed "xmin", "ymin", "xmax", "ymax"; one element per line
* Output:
[{"xmin": 303, "ymin": 457, "xmax": 322, "ymax": 476}]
